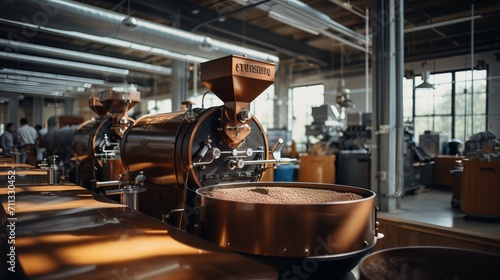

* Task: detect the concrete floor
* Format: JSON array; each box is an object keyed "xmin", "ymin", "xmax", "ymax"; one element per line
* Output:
[{"xmin": 378, "ymin": 187, "xmax": 500, "ymax": 238}]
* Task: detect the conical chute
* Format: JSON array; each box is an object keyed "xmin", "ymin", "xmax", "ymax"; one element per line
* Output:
[
  {"xmin": 201, "ymin": 55, "xmax": 275, "ymax": 103},
  {"xmin": 200, "ymin": 55, "xmax": 276, "ymax": 148}
]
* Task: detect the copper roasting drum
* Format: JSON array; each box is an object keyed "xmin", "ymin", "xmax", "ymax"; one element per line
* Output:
[
  {"xmin": 359, "ymin": 246, "xmax": 500, "ymax": 280},
  {"xmin": 196, "ymin": 182, "xmax": 377, "ymax": 258},
  {"xmin": 193, "ymin": 181, "xmax": 377, "ymax": 279}
]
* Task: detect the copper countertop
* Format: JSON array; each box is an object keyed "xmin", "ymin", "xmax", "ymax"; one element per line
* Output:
[{"xmin": 0, "ymin": 184, "xmax": 277, "ymax": 280}]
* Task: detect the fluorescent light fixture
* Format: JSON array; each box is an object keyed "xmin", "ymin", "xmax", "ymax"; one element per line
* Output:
[{"xmin": 268, "ymin": 10, "xmax": 320, "ymax": 35}]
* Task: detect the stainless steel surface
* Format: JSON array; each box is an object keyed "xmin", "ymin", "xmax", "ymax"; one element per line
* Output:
[
  {"xmin": 359, "ymin": 246, "xmax": 500, "ymax": 280},
  {"xmin": 196, "ymin": 182, "xmax": 377, "ymax": 258},
  {"xmin": 0, "ymin": 184, "xmax": 277, "ymax": 280}
]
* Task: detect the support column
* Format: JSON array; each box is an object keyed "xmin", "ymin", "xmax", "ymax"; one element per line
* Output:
[
  {"xmin": 64, "ymin": 99, "xmax": 74, "ymax": 115},
  {"xmin": 8, "ymin": 96, "xmax": 18, "ymax": 124},
  {"xmin": 171, "ymin": 60, "xmax": 189, "ymax": 111},
  {"xmin": 274, "ymin": 64, "xmax": 290, "ymax": 129},
  {"xmin": 33, "ymin": 96, "xmax": 43, "ymax": 125},
  {"xmin": 371, "ymin": 0, "xmax": 404, "ymax": 212}
]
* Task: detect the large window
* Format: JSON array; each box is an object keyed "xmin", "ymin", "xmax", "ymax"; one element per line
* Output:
[
  {"xmin": 288, "ymin": 84, "xmax": 325, "ymax": 152},
  {"xmin": 147, "ymin": 99, "xmax": 172, "ymax": 114},
  {"xmin": 454, "ymin": 70, "xmax": 488, "ymax": 140},
  {"xmin": 404, "ymin": 69, "xmax": 487, "ymax": 143},
  {"xmin": 251, "ymin": 85, "xmax": 275, "ymax": 130}
]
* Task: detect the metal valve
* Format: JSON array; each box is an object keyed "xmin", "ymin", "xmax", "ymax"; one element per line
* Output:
[{"xmin": 237, "ymin": 108, "xmax": 252, "ymax": 123}]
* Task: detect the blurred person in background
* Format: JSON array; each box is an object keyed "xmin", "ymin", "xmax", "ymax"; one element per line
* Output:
[
  {"xmin": 1, "ymin": 122, "xmax": 16, "ymax": 158},
  {"xmin": 17, "ymin": 118, "xmax": 38, "ymax": 165},
  {"xmin": 35, "ymin": 123, "xmax": 48, "ymax": 163}
]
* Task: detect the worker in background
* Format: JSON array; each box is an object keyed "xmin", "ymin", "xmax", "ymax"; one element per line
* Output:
[
  {"xmin": 17, "ymin": 118, "xmax": 38, "ymax": 165},
  {"xmin": 35, "ymin": 123, "xmax": 48, "ymax": 163},
  {"xmin": 1, "ymin": 122, "xmax": 16, "ymax": 158}
]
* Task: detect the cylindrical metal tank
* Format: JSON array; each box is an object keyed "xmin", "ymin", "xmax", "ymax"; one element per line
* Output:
[
  {"xmin": 121, "ymin": 107, "xmax": 269, "ymax": 189},
  {"xmin": 72, "ymin": 115, "xmax": 135, "ymax": 188}
]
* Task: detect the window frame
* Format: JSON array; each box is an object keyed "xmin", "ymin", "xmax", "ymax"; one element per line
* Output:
[{"xmin": 406, "ymin": 67, "xmax": 488, "ymax": 142}]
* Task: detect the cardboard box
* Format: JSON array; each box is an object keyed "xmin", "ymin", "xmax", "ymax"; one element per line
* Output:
[
  {"xmin": 298, "ymin": 155, "xmax": 336, "ymax": 183},
  {"xmin": 460, "ymin": 160, "xmax": 500, "ymax": 217}
]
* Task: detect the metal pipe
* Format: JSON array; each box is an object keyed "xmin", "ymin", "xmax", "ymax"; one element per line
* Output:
[
  {"xmin": 0, "ymin": 51, "xmax": 129, "ymax": 76},
  {"xmin": 1, "ymin": 74, "xmax": 89, "ymax": 87},
  {"xmin": 0, "ymin": 39, "xmax": 172, "ymax": 76},
  {"xmin": 470, "ymin": 4, "xmax": 475, "ymax": 133},
  {"xmin": 95, "ymin": 180, "xmax": 120, "ymax": 188},
  {"xmin": 0, "ymin": 0, "xmax": 278, "ymax": 64},
  {"xmin": 404, "ymin": 15, "xmax": 481, "ymax": 33},
  {"xmin": 320, "ymin": 30, "xmax": 367, "ymax": 53},
  {"xmin": 238, "ymin": 158, "xmax": 297, "ymax": 165},
  {"xmin": 0, "ymin": 68, "xmax": 105, "ymax": 84},
  {"xmin": 329, "ymin": 0, "xmax": 367, "ymax": 19},
  {"xmin": 271, "ymin": 0, "xmax": 366, "ymax": 44},
  {"xmin": 393, "ymin": 0, "xmax": 404, "ymax": 199},
  {"xmin": 0, "ymin": 86, "xmax": 77, "ymax": 98},
  {"xmin": 365, "ymin": 8, "xmax": 370, "ymax": 112}
]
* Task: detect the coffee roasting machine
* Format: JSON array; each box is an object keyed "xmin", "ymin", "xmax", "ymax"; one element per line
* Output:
[
  {"xmin": 72, "ymin": 90, "xmax": 141, "ymax": 206},
  {"xmin": 120, "ymin": 55, "xmax": 378, "ymax": 278},
  {"xmin": 40, "ymin": 55, "xmax": 379, "ymax": 279}
]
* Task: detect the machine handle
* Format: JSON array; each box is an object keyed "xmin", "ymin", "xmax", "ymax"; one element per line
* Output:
[
  {"xmin": 95, "ymin": 180, "xmax": 120, "ymax": 188},
  {"xmin": 231, "ymin": 157, "xmax": 297, "ymax": 167},
  {"xmin": 271, "ymin": 138, "xmax": 285, "ymax": 160}
]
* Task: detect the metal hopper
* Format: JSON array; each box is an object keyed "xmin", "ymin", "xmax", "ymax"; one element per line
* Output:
[{"xmin": 200, "ymin": 55, "xmax": 276, "ymax": 147}]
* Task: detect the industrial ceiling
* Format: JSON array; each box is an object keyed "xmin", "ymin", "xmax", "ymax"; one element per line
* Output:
[{"xmin": 0, "ymin": 0, "xmax": 499, "ymax": 101}]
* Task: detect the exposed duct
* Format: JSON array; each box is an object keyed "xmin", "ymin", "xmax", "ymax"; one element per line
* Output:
[
  {"xmin": 233, "ymin": 0, "xmax": 367, "ymax": 51},
  {"xmin": 0, "ymin": 68, "xmax": 105, "ymax": 85},
  {"xmin": 0, "ymin": 68, "xmax": 145, "ymax": 94},
  {"xmin": 0, "ymin": 86, "xmax": 78, "ymax": 98},
  {"xmin": 0, "ymin": 18, "xmax": 208, "ymax": 64},
  {"xmin": 0, "ymin": 51, "xmax": 129, "ymax": 76},
  {"xmin": 0, "ymin": 0, "xmax": 279, "ymax": 64},
  {"xmin": 269, "ymin": 0, "xmax": 366, "ymax": 44},
  {"xmin": 0, "ymin": 39, "xmax": 172, "ymax": 76}
]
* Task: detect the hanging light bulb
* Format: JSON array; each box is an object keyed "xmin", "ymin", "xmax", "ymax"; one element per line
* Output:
[
  {"xmin": 336, "ymin": 45, "xmax": 355, "ymax": 108},
  {"xmin": 416, "ymin": 61, "xmax": 435, "ymax": 89}
]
